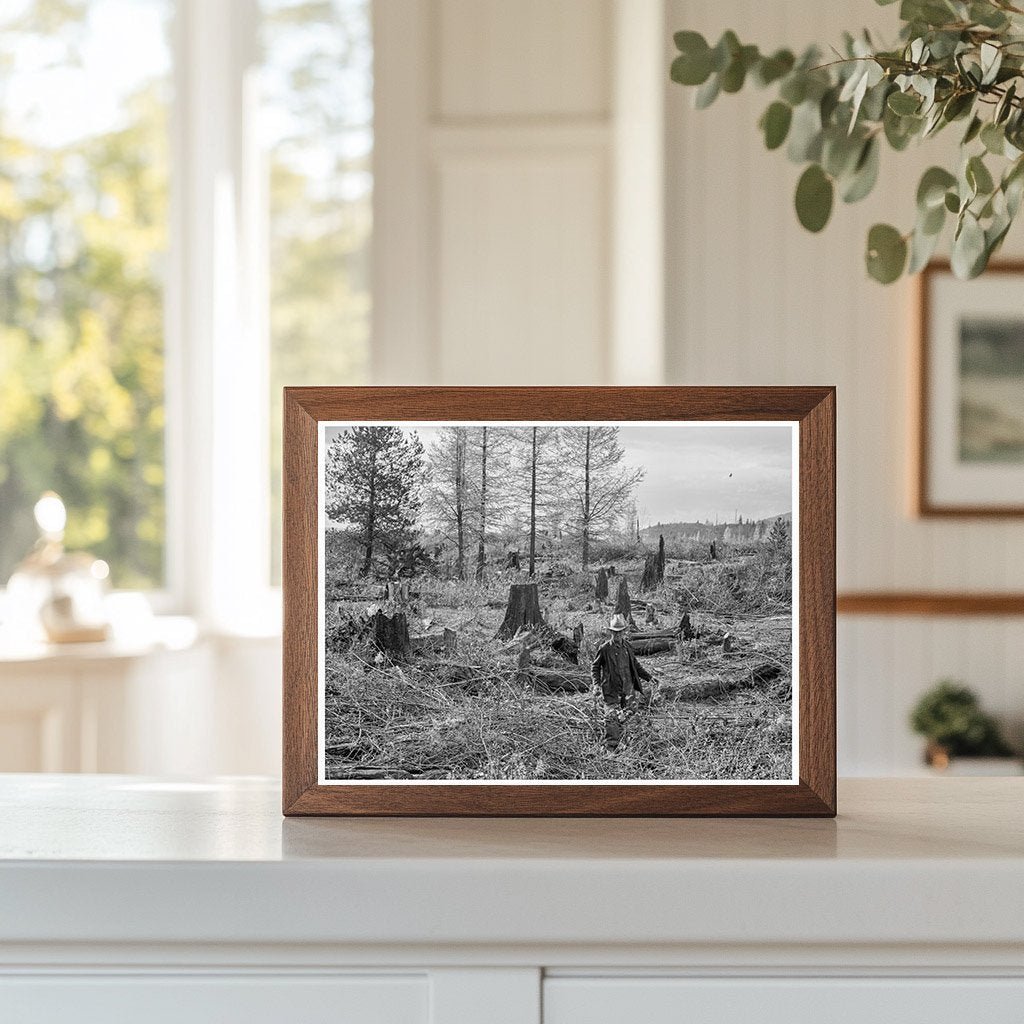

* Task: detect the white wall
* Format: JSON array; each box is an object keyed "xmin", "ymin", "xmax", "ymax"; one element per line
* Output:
[
  {"xmin": 663, "ymin": 0, "xmax": 1024, "ymax": 771},
  {"xmin": 373, "ymin": 0, "xmax": 665, "ymax": 386}
]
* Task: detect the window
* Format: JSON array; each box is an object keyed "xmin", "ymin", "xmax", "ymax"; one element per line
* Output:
[
  {"xmin": 0, "ymin": 0, "xmax": 373, "ymax": 613},
  {"xmin": 261, "ymin": 0, "xmax": 373, "ymax": 581},
  {"xmin": 0, "ymin": 0, "xmax": 172, "ymax": 589}
]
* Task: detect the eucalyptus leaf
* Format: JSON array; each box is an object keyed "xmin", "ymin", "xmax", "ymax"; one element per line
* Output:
[
  {"xmin": 822, "ymin": 128, "xmax": 864, "ymax": 178},
  {"xmin": 671, "ymin": 52, "xmax": 711, "ymax": 87},
  {"xmin": 888, "ymin": 90, "xmax": 921, "ymax": 115},
  {"xmin": 921, "ymin": 201, "xmax": 946, "ymax": 235},
  {"xmin": 981, "ymin": 122, "xmax": 1005, "ymax": 155},
  {"xmin": 866, "ymin": 223, "xmax": 907, "ymax": 283},
  {"xmin": 970, "ymin": 2, "xmax": 1009, "ymax": 30},
  {"xmin": 980, "ymin": 41, "xmax": 1002, "ymax": 86},
  {"xmin": 966, "ymin": 154, "xmax": 995, "ymax": 196},
  {"xmin": 842, "ymin": 137, "xmax": 881, "ymax": 203},
  {"xmin": 710, "ymin": 31, "xmax": 740, "ymax": 73},
  {"xmin": 1004, "ymin": 158, "xmax": 1024, "ymax": 216},
  {"xmin": 951, "ymin": 212, "xmax": 986, "ymax": 278},
  {"xmin": 721, "ymin": 45, "xmax": 758, "ymax": 93},
  {"xmin": 996, "ymin": 82, "xmax": 1017, "ymax": 124},
  {"xmin": 962, "ymin": 115, "xmax": 983, "ymax": 145},
  {"xmin": 908, "ymin": 221, "xmax": 942, "ymax": 273},
  {"xmin": 694, "ymin": 73, "xmax": 721, "ymax": 109},
  {"xmin": 917, "ymin": 166, "xmax": 957, "ymax": 209},
  {"xmin": 787, "ymin": 101, "xmax": 824, "ymax": 162},
  {"xmin": 754, "ymin": 49, "xmax": 795, "ymax": 87},
  {"xmin": 779, "ymin": 74, "xmax": 807, "ymax": 106},
  {"xmin": 942, "ymin": 92, "xmax": 974, "ymax": 123},
  {"xmin": 760, "ymin": 101, "xmax": 793, "ymax": 150},
  {"xmin": 795, "ymin": 164, "xmax": 834, "ymax": 232}
]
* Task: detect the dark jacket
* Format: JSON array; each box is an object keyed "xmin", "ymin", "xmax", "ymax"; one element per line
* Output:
[{"xmin": 591, "ymin": 637, "xmax": 652, "ymax": 703}]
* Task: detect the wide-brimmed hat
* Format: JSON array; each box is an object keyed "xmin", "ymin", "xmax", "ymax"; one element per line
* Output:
[{"xmin": 608, "ymin": 613, "xmax": 628, "ymax": 632}]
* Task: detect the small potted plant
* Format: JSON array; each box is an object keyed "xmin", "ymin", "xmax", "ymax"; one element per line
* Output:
[{"xmin": 910, "ymin": 680, "xmax": 1020, "ymax": 773}]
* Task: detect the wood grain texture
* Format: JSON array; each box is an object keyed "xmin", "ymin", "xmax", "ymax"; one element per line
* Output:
[
  {"xmin": 282, "ymin": 387, "xmax": 836, "ymax": 817},
  {"xmin": 838, "ymin": 592, "xmax": 1024, "ymax": 616},
  {"xmin": 915, "ymin": 260, "xmax": 1024, "ymax": 518},
  {"xmin": 282, "ymin": 391, "xmax": 318, "ymax": 813}
]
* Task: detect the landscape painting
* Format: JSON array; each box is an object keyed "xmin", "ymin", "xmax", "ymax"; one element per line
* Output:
[
  {"xmin": 959, "ymin": 316, "xmax": 1024, "ymax": 463},
  {"xmin": 318, "ymin": 421, "xmax": 797, "ymax": 784}
]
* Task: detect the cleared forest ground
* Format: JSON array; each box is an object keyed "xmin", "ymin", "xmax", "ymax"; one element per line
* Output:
[{"xmin": 323, "ymin": 550, "xmax": 793, "ymax": 782}]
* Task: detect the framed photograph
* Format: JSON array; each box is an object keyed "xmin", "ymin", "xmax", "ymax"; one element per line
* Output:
[
  {"xmin": 283, "ymin": 387, "xmax": 835, "ymax": 816},
  {"xmin": 917, "ymin": 261, "xmax": 1024, "ymax": 516}
]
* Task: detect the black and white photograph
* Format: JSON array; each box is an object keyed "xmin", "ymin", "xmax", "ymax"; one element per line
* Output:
[{"xmin": 318, "ymin": 420, "xmax": 798, "ymax": 784}]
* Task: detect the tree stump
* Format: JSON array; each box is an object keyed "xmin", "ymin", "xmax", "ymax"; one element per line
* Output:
[
  {"xmin": 443, "ymin": 627, "xmax": 458, "ymax": 655},
  {"xmin": 369, "ymin": 609, "xmax": 411, "ymax": 661},
  {"xmin": 657, "ymin": 535, "xmax": 666, "ymax": 580},
  {"xmin": 504, "ymin": 550, "xmax": 521, "ymax": 570},
  {"xmin": 386, "ymin": 579, "xmax": 410, "ymax": 603},
  {"xmin": 614, "ymin": 578, "xmax": 636, "ymax": 628},
  {"xmin": 572, "ymin": 622, "xmax": 585, "ymax": 648},
  {"xmin": 595, "ymin": 567, "xmax": 609, "ymax": 600},
  {"xmin": 639, "ymin": 552, "xmax": 660, "ymax": 591},
  {"xmin": 680, "ymin": 612, "xmax": 696, "ymax": 641},
  {"xmin": 497, "ymin": 582, "xmax": 544, "ymax": 638}
]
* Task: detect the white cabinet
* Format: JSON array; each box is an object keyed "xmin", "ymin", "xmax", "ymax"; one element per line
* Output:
[
  {"xmin": 0, "ymin": 975, "xmax": 429, "ymax": 1024},
  {"xmin": 0, "ymin": 626, "xmax": 281, "ymax": 776},
  {"xmin": 0, "ymin": 777, "xmax": 1021, "ymax": 1023},
  {"xmin": 544, "ymin": 977, "xmax": 1024, "ymax": 1024}
]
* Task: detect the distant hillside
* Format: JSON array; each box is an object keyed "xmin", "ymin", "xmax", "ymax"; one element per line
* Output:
[{"xmin": 640, "ymin": 511, "xmax": 791, "ymax": 545}]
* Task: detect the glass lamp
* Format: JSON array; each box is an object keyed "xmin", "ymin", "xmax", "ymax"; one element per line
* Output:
[{"xmin": 6, "ymin": 493, "xmax": 111, "ymax": 644}]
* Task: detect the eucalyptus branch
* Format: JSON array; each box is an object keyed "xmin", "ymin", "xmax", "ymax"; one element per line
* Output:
[{"xmin": 670, "ymin": 0, "xmax": 1024, "ymax": 283}]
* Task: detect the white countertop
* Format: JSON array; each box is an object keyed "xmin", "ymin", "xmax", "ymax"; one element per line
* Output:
[{"xmin": 0, "ymin": 775, "xmax": 1021, "ymax": 954}]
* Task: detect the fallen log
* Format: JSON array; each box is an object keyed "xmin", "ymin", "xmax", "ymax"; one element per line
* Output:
[
  {"xmin": 628, "ymin": 629, "xmax": 678, "ymax": 641},
  {"xmin": 658, "ymin": 662, "xmax": 785, "ymax": 701},
  {"xmin": 630, "ymin": 638, "xmax": 674, "ymax": 656},
  {"xmin": 523, "ymin": 667, "xmax": 590, "ymax": 694}
]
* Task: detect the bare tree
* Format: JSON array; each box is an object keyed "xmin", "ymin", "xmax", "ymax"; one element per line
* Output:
[
  {"xmin": 512, "ymin": 426, "xmax": 564, "ymax": 577},
  {"xmin": 476, "ymin": 426, "xmax": 488, "ymax": 581},
  {"xmin": 469, "ymin": 426, "xmax": 513, "ymax": 582},
  {"xmin": 424, "ymin": 426, "xmax": 472, "ymax": 579},
  {"xmin": 560, "ymin": 426, "xmax": 644, "ymax": 568}
]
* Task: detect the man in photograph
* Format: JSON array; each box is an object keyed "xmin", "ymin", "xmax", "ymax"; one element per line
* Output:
[{"xmin": 591, "ymin": 613, "xmax": 654, "ymax": 752}]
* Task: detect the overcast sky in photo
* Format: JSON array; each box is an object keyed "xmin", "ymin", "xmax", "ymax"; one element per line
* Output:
[{"xmin": 324, "ymin": 422, "xmax": 794, "ymax": 526}]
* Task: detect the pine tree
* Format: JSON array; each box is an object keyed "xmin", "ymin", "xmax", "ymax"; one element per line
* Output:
[
  {"xmin": 326, "ymin": 427, "xmax": 425, "ymax": 576},
  {"xmin": 768, "ymin": 516, "xmax": 790, "ymax": 550}
]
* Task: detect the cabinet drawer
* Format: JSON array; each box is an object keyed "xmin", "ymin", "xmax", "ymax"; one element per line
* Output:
[
  {"xmin": 544, "ymin": 977, "xmax": 1024, "ymax": 1024},
  {"xmin": 0, "ymin": 973, "xmax": 428, "ymax": 1024}
]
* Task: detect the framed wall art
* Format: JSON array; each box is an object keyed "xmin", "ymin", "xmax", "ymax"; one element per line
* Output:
[
  {"xmin": 917, "ymin": 261, "xmax": 1024, "ymax": 517},
  {"xmin": 282, "ymin": 387, "xmax": 836, "ymax": 816}
]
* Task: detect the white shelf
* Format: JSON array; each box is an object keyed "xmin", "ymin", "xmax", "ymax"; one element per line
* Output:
[{"xmin": 0, "ymin": 775, "xmax": 1022, "ymax": 954}]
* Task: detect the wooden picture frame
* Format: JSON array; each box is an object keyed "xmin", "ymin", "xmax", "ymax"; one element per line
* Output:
[
  {"xmin": 283, "ymin": 387, "xmax": 836, "ymax": 817},
  {"xmin": 916, "ymin": 260, "xmax": 1024, "ymax": 517}
]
